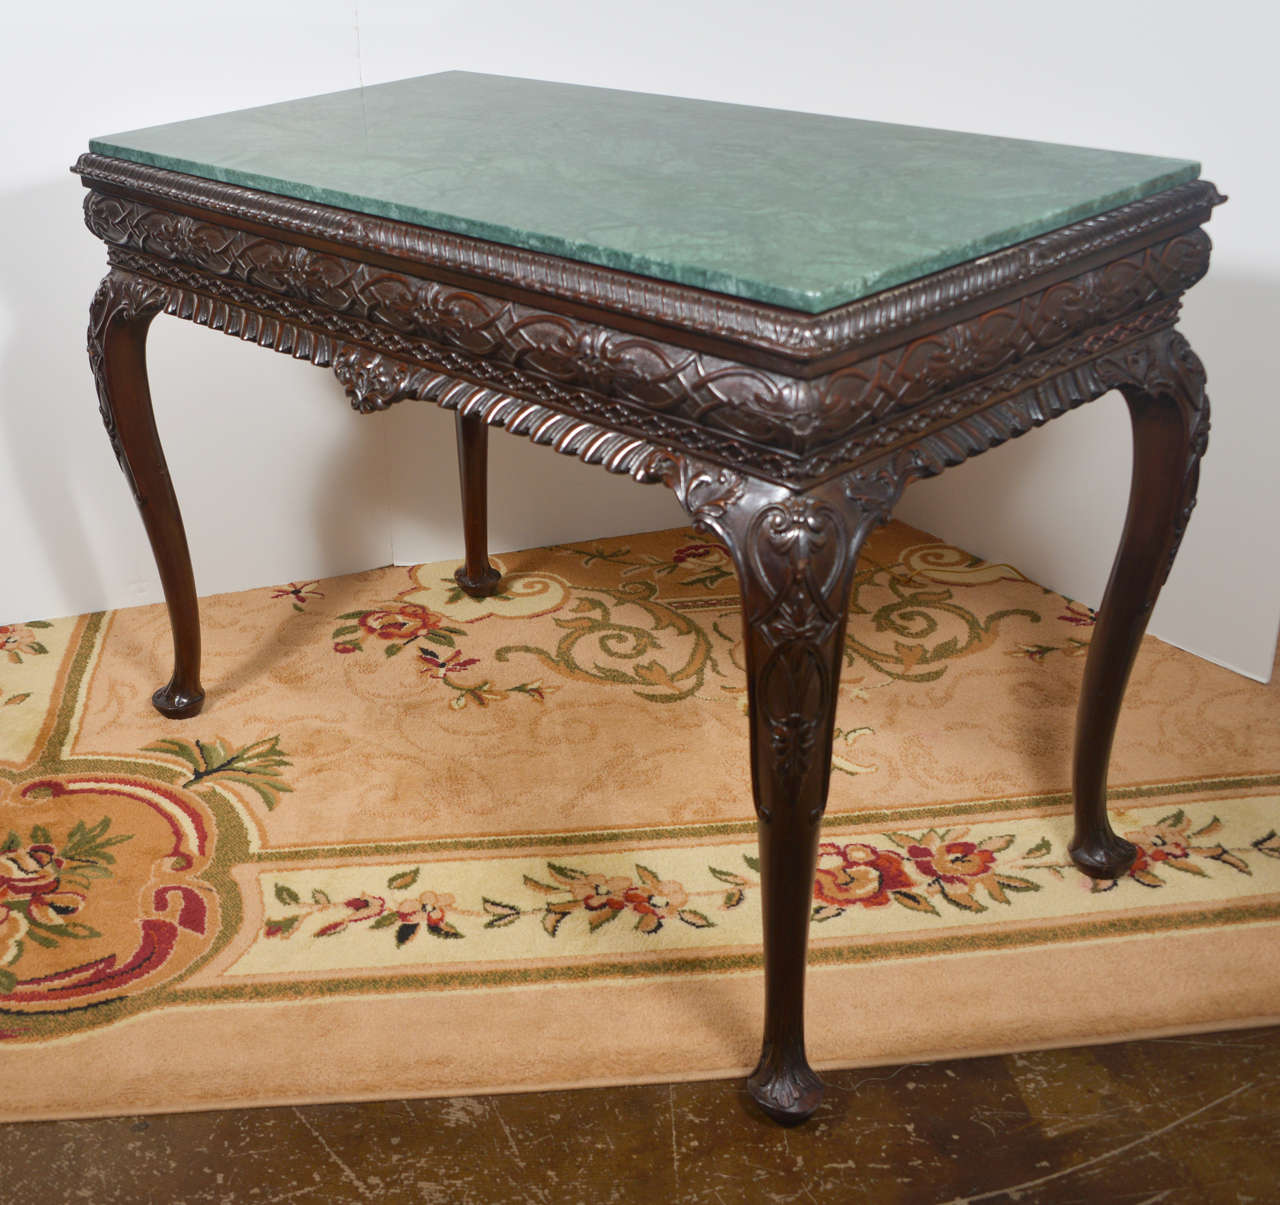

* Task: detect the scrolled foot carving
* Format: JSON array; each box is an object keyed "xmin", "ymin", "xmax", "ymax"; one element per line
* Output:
[{"xmin": 748, "ymin": 1043, "xmax": 825, "ymax": 1126}]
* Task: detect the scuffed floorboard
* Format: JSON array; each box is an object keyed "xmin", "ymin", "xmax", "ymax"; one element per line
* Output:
[{"xmin": 4, "ymin": 1026, "xmax": 1276, "ymax": 1203}]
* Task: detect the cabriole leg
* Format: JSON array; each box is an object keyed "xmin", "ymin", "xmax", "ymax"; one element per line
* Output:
[
  {"xmin": 88, "ymin": 269, "xmax": 204, "ymax": 719},
  {"xmin": 669, "ymin": 464, "xmax": 891, "ymax": 1124},
  {"xmin": 1072, "ymin": 329, "xmax": 1210, "ymax": 877},
  {"xmin": 453, "ymin": 411, "xmax": 502, "ymax": 598}
]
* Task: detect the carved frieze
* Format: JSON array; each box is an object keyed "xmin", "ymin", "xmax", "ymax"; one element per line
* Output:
[
  {"xmin": 329, "ymin": 345, "xmax": 669, "ymax": 481},
  {"xmin": 84, "ymin": 190, "xmax": 1209, "ymax": 463},
  {"xmin": 93, "ymin": 233, "xmax": 1196, "ymax": 498}
]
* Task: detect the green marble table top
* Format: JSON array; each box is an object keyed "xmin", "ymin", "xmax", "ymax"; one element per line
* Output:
[{"xmin": 90, "ymin": 72, "xmax": 1198, "ymax": 314}]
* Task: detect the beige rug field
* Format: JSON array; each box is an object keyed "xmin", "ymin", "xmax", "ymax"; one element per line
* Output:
[{"xmin": 0, "ymin": 521, "xmax": 1277, "ymax": 1120}]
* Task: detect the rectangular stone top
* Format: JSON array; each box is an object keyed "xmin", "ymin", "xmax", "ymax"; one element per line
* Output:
[{"xmin": 89, "ymin": 72, "xmax": 1198, "ymax": 314}]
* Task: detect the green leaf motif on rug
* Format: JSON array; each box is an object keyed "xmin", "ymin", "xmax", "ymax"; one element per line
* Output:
[
  {"xmin": 144, "ymin": 735, "xmax": 293, "ymax": 810},
  {"xmin": 252, "ymin": 809, "xmax": 1278, "ymax": 962},
  {"xmin": 0, "ymin": 620, "xmax": 54, "ymax": 666},
  {"xmin": 262, "ymin": 857, "xmax": 725, "ymax": 947}
]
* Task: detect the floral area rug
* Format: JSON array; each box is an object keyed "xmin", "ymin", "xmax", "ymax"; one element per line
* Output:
[{"xmin": 1, "ymin": 522, "xmax": 1277, "ymax": 1120}]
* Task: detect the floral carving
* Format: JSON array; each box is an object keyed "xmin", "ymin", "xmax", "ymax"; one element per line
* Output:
[
  {"xmin": 665, "ymin": 467, "xmax": 891, "ymax": 824},
  {"xmin": 331, "ymin": 346, "xmax": 434, "ymax": 413}
]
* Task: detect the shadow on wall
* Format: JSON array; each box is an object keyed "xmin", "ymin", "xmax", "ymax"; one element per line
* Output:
[
  {"xmin": 375, "ymin": 396, "xmax": 688, "ymax": 570},
  {"xmin": 0, "ymin": 178, "xmax": 113, "ymax": 618},
  {"xmin": 137, "ymin": 314, "xmax": 415, "ymax": 610},
  {"xmin": 896, "ymin": 267, "xmax": 1280, "ymax": 682},
  {"xmin": 313, "ymin": 391, "xmax": 464, "ymax": 572},
  {"xmin": 0, "ymin": 171, "xmax": 682, "ymax": 629},
  {"xmin": 0, "ymin": 174, "xmax": 404, "ymax": 625}
]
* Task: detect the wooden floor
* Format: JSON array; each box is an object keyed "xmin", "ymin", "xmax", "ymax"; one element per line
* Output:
[{"xmin": 3, "ymin": 1026, "xmax": 1276, "ymax": 1203}]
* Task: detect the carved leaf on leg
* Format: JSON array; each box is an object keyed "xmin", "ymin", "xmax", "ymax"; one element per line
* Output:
[
  {"xmin": 663, "ymin": 459, "xmax": 902, "ymax": 824},
  {"xmin": 1097, "ymin": 327, "xmax": 1211, "ymax": 606},
  {"xmin": 87, "ymin": 272, "xmax": 172, "ymax": 504}
]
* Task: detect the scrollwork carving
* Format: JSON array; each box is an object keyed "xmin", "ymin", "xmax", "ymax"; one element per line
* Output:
[
  {"xmin": 83, "ymin": 188, "xmax": 1211, "ymax": 461},
  {"xmin": 1097, "ymin": 327, "xmax": 1210, "ymax": 600},
  {"xmin": 665, "ymin": 459, "xmax": 896, "ymax": 825},
  {"xmin": 86, "ymin": 248, "xmax": 1202, "ymax": 525},
  {"xmin": 87, "ymin": 271, "xmax": 170, "ymax": 502},
  {"xmin": 331, "ymin": 346, "xmax": 435, "ymax": 412},
  {"xmin": 106, "ymin": 243, "xmax": 775, "ymax": 467},
  {"xmin": 74, "ymin": 153, "xmax": 1223, "ymax": 359}
]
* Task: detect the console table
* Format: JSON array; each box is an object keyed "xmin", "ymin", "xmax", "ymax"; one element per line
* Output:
[{"xmin": 74, "ymin": 72, "xmax": 1223, "ymax": 1125}]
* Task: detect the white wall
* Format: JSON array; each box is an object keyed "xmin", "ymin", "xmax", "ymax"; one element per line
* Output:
[{"xmin": 3, "ymin": 1, "xmax": 1277, "ymax": 681}]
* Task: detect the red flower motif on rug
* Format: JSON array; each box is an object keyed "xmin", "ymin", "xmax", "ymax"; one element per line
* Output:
[
  {"xmin": 814, "ymin": 842, "xmax": 914, "ymax": 909},
  {"xmin": 0, "ymin": 773, "xmax": 222, "ymax": 1028}
]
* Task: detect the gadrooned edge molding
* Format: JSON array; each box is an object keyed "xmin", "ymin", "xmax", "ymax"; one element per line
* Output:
[
  {"xmin": 86, "ymin": 189, "xmax": 1210, "ymax": 460},
  {"xmin": 99, "ymin": 237, "xmax": 1188, "ymax": 488},
  {"xmin": 89, "ymin": 265, "xmax": 1189, "ymax": 498},
  {"xmin": 73, "ymin": 153, "xmax": 1224, "ymax": 362}
]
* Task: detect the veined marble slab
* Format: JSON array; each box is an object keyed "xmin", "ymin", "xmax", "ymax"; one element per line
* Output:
[{"xmin": 91, "ymin": 72, "xmax": 1198, "ymax": 313}]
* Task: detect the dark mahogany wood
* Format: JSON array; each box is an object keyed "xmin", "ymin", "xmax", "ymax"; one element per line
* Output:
[
  {"xmin": 88, "ymin": 269, "xmax": 204, "ymax": 719},
  {"xmin": 453, "ymin": 412, "xmax": 502, "ymax": 598},
  {"xmin": 667, "ymin": 462, "xmax": 896, "ymax": 1122},
  {"xmin": 1071, "ymin": 329, "xmax": 1210, "ymax": 877},
  {"xmin": 75, "ymin": 152, "xmax": 1224, "ymax": 1125}
]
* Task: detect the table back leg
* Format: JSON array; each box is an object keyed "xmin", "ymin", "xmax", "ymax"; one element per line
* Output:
[
  {"xmin": 669, "ymin": 463, "xmax": 893, "ymax": 1124},
  {"xmin": 88, "ymin": 270, "xmax": 204, "ymax": 719},
  {"xmin": 453, "ymin": 412, "xmax": 502, "ymax": 598},
  {"xmin": 1072, "ymin": 328, "xmax": 1210, "ymax": 877}
]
